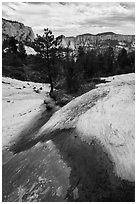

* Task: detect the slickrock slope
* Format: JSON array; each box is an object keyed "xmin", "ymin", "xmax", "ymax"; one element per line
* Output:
[
  {"xmin": 37, "ymin": 73, "xmax": 135, "ymax": 182},
  {"xmin": 2, "ymin": 74, "xmax": 135, "ymax": 202},
  {"xmin": 2, "ymin": 77, "xmax": 50, "ymax": 148},
  {"xmin": 2, "ymin": 18, "xmax": 35, "ymax": 43}
]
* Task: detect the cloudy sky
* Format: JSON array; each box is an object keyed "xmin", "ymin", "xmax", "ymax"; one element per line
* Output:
[{"xmin": 2, "ymin": 2, "xmax": 135, "ymax": 37}]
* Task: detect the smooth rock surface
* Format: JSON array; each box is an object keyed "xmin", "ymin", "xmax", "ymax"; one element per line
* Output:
[{"xmin": 2, "ymin": 74, "xmax": 135, "ymax": 202}]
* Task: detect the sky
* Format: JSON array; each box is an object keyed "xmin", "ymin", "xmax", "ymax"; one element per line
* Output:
[{"xmin": 2, "ymin": 2, "xmax": 135, "ymax": 37}]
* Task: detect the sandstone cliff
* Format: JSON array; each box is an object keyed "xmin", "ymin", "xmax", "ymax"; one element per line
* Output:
[
  {"xmin": 2, "ymin": 18, "xmax": 135, "ymax": 53},
  {"xmin": 2, "ymin": 18, "xmax": 35, "ymax": 43},
  {"xmin": 59, "ymin": 32, "xmax": 135, "ymax": 52}
]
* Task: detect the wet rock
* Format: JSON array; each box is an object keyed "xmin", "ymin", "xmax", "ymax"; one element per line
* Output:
[
  {"xmin": 41, "ymin": 187, "xmax": 50, "ymax": 196},
  {"xmin": 73, "ymin": 187, "xmax": 79, "ymax": 200},
  {"xmin": 56, "ymin": 186, "xmax": 63, "ymax": 197},
  {"xmin": 18, "ymin": 186, "xmax": 26, "ymax": 202}
]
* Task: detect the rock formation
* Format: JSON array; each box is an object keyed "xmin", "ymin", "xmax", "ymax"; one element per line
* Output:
[
  {"xmin": 2, "ymin": 18, "xmax": 135, "ymax": 54},
  {"xmin": 2, "ymin": 73, "xmax": 135, "ymax": 202},
  {"xmin": 2, "ymin": 18, "xmax": 35, "ymax": 43},
  {"xmin": 59, "ymin": 32, "xmax": 135, "ymax": 53}
]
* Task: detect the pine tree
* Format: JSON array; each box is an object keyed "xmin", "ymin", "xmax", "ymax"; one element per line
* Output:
[
  {"xmin": 33, "ymin": 28, "xmax": 59, "ymax": 95},
  {"xmin": 104, "ymin": 46, "xmax": 114, "ymax": 75},
  {"xmin": 18, "ymin": 42, "xmax": 27, "ymax": 61},
  {"xmin": 8, "ymin": 36, "xmax": 18, "ymax": 54},
  {"xmin": 117, "ymin": 48, "xmax": 129, "ymax": 73}
]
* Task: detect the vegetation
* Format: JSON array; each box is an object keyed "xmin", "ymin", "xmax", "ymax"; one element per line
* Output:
[
  {"xmin": 2, "ymin": 29, "xmax": 135, "ymax": 97},
  {"xmin": 33, "ymin": 28, "xmax": 57, "ymax": 95}
]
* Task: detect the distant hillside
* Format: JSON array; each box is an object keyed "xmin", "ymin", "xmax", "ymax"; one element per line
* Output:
[
  {"xmin": 2, "ymin": 18, "xmax": 135, "ymax": 54},
  {"xmin": 2, "ymin": 18, "xmax": 35, "ymax": 43},
  {"xmin": 2, "ymin": 18, "xmax": 135, "ymax": 85},
  {"xmin": 59, "ymin": 32, "xmax": 135, "ymax": 53}
]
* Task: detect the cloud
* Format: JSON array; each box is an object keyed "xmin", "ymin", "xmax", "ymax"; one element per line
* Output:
[{"xmin": 2, "ymin": 2, "xmax": 135, "ymax": 37}]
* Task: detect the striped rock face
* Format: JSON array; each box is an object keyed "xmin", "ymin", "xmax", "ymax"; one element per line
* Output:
[{"xmin": 59, "ymin": 33, "xmax": 135, "ymax": 53}]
